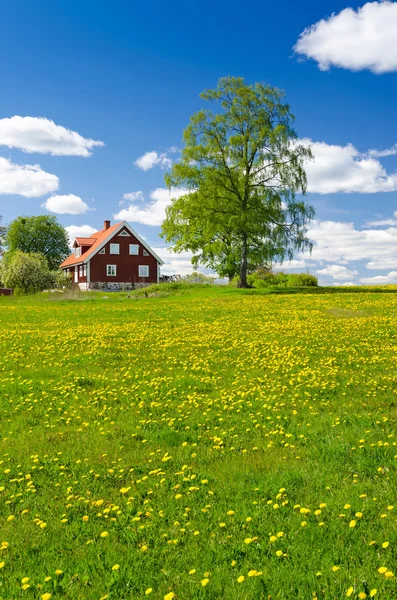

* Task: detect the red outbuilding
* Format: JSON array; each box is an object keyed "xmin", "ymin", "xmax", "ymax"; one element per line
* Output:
[{"xmin": 59, "ymin": 220, "xmax": 164, "ymax": 290}]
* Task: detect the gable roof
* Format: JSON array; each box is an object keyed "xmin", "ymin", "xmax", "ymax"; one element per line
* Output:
[
  {"xmin": 60, "ymin": 221, "xmax": 164, "ymax": 268},
  {"xmin": 75, "ymin": 237, "xmax": 95, "ymax": 247}
]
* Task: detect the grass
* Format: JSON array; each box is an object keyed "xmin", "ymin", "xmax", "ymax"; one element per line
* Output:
[{"xmin": 0, "ymin": 284, "xmax": 397, "ymax": 599}]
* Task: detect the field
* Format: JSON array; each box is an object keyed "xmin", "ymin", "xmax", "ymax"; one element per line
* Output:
[{"xmin": 1, "ymin": 285, "xmax": 397, "ymax": 599}]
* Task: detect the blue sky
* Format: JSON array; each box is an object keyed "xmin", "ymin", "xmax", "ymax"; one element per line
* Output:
[{"xmin": 1, "ymin": 0, "xmax": 397, "ymax": 283}]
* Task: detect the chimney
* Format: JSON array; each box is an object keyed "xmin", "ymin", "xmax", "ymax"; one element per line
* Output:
[{"xmin": 104, "ymin": 220, "xmax": 111, "ymax": 231}]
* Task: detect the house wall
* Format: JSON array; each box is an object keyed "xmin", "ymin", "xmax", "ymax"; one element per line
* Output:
[{"xmin": 89, "ymin": 227, "xmax": 159, "ymax": 284}]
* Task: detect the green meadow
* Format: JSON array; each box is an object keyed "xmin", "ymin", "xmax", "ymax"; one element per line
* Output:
[{"xmin": 0, "ymin": 285, "xmax": 397, "ymax": 599}]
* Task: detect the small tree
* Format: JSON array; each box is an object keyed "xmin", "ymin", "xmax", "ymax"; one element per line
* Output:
[
  {"xmin": 162, "ymin": 77, "xmax": 315, "ymax": 287},
  {"xmin": 6, "ymin": 215, "xmax": 70, "ymax": 270},
  {"xmin": 0, "ymin": 251, "xmax": 55, "ymax": 294}
]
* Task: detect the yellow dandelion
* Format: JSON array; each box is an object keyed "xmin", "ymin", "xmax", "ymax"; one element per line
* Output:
[
  {"xmin": 237, "ymin": 575, "xmax": 245, "ymax": 583},
  {"xmin": 382, "ymin": 541, "xmax": 389, "ymax": 548},
  {"xmin": 201, "ymin": 578, "xmax": 209, "ymax": 586},
  {"xmin": 112, "ymin": 564, "xmax": 120, "ymax": 571},
  {"xmin": 100, "ymin": 531, "xmax": 109, "ymax": 538},
  {"xmin": 164, "ymin": 593, "xmax": 175, "ymax": 600},
  {"xmin": 145, "ymin": 589, "xmax": 152, "ymax": 595},
  {"xmin": 346, "ymin": 588, "xmax": 354, "ymax": 597}
]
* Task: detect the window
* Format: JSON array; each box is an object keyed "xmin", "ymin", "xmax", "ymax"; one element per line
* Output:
[
  {"xmin": 99, "ymin": 247, "xmax": 105, "ymax": 254},
  {"xmin": 107, "ymin": 264, "xmax": 117, "ymax": 277},
  {"xmin": 119, "ymin": 230, "xmax": 130, "ymax": 236},
  {"xmin": 139, "ymin": 265, "xmax": 149, "ymax": 278},
  {"xmin": 110, "ymin": 243, "xmax": 120, "ymax": 254},
  {"xmin": 143, "ymin": 249, "xmax": 149, "ymax": 256},
  {"xmin": 79, "ymin": 266, "xmax": 83, "ymax": 277},
  {"xmin": 75, "ymin": 247, "xmax": 81, "ymax": 257},
  {"xmin": 129, "ymin": 244, "xmax": 139, "ymax": 255},
  {"xmin": 83, "ymin": 264, "xmax": 87, "ymax": 277}
]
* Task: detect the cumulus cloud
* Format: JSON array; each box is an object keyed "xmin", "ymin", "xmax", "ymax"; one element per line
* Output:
[
  {"xmin": 0, "ymin": 157, "xmax": 59, "ymax": 197},
  {"xmin": 0, "ymin": 116, "xmax": 104, "ymax": 156},
  {"xmin": 65, "ymin": 225, "xmax": 97, "ymax": 247},
  {"xmin": 316, "ymin": 264, "xmax": 359, "ymax": 280},
  {"xmin": 134, "ymin": 151, "xmax": 173, "ymax": 171},
  {"xmin": 306, "ymin": 220, "xmax": 397, "ymax": 268},
  {"xmin": 42, "ymin": 194, "xmax": 90, "ymax": 215},
  {"xmin": 114, "ymin": 187, "xmax": 190, "ymax": 226},
  {"xmin": 153, "ymin": 246, "xmax": 213, "ymax": 277},
  {"xmin": 302, "ymin": 139, "xmax": 397, "ymax": 194},
  {"xmin": 359, "ymin": 271, "xmax": 397, "ymax": 284},
  {"xmin": 294, "ymin": 1, "xmax": 397, "ymax": 73}
]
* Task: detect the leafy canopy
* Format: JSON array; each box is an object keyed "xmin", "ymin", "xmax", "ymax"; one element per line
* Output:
[
  {"xmin": 161, "ymin": 77, "xmax": 315, "ymax": 286},
  {"xmin": 0, "ymin": 251, "xmax": 55, "ymax": 295},
  {"xmin": 0, "ymin": 216, "xmax": 5, "ymax": 258},
  {"xmin": 5, "ymin": 215, "xmax": 70, "ymax": 270}
]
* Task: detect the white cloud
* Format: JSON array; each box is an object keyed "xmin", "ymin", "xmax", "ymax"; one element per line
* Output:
[
  {"xmin": 294, "ymin": 1, "xmax": 397, "ymax": 73},
  {"xmin": 153, "ymin": 246, "xmax": 212, "ymax": 276},
  {"xmin": 0, "ymin": 156, "xmax": 59, "ymax": 197},
  {"xmin": 65, "ymin": 225, "xmax": 97, "ymax": 247},
  {"xmin": 365, "ymin": 211, "xmax": 397, "ymax": 227},
  {"xmin": 134, "ymin": 151, "xmax": 173, "ymax": 171},
  {"xmin": 316, "ymin": 264, "xmax": 359, "ymax": 280},
  {"xmin": 114, "ymin": 187, "xmax": 190, "ymax": 226},
  {"xmin": 275, "ymin": 259, "xmax": 308, "ymax": 270},
  {"xmin": 122, "ymin": 191, "xmax": 144, "ymax": 202},
  {"xmin": 359, "ymin": 271, "xmax": 397, "ymax": 284},
  {"xmin": 303, "ymin": 139, "xmax": 397, "ymax": 194},
  {"xmin": 365, "ymin": 257, "xmax": 397, "ymax": 269},
  {"xmin": 0, "ymin": 116, "xmax": 104, "ymax": 156},
  {"xmin": 306, "ymin": 220, "xmax": 397, "ymax": 267},
  {"xmin": 368, "ymin": 144, "xmax": 397, "ymax": 158},
  {"xmin": 42, "ymin": 194, "xmax": 90, "ymax": 215}
]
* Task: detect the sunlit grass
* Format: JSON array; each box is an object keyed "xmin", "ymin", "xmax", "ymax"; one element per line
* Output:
[{"xmin": 0, "ymin": 287, "xmax": 397, "ymax": 599}]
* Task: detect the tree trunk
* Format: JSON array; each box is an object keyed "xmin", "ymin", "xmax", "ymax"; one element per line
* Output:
[{"xmin": 237, "ymin": 233, "xmax": 249, "ymax": 288}]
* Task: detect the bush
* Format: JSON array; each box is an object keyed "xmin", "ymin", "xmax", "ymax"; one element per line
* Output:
[
  {"xmin": 0, "ymin": 251, "xmax": 56, "ymax": 295},
  {"xmin": 183, "ymin": 272, "xmax": 214, "ymax": 284},
  {"xmin": 247, "ymin": 270, "xmax": 318, "ymax": 288}
]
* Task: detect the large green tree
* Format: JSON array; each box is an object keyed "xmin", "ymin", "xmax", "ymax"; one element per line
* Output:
[
  {"xmin": 5, "ymin": 215, "xmax": 69, "ymax": 270},
  {"xmin": 162, "ymin": 77, "xmax": 315, "ymax": 287}
]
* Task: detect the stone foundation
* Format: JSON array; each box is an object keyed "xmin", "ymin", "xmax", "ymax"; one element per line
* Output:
[{"xmin": 81, "ymin": 282, "xmax": 153, "ymax": 291}]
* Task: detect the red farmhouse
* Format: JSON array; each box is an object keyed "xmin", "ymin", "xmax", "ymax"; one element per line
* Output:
[{"xmin": 59, "ymin": 220, "xmax": 164, "ymax": 290}]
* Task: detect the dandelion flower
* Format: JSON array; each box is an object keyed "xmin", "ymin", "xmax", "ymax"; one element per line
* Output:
[
  {"xmin": 164, "ymin": 593, "xmax": 175, "ymax": 600},
  {"xmin": 201, "ymin": 578, "xmax": 209, "ymax": 587},
  {"xmin": 112, "ymin": 564, "xmax": 120, "ymax": 571},
  {"xmin": 346, "ymin": 588, "xmax": 354, "ymax": 597},
  {"xmin": 100, "ymin": 531, "xmax": 109, "ymax": 538},
  {"xmin": 382, "ymin": 541, "xmax": 389, "ymax": 548},
  {"xmin": 237, "ymin": 575, "xmax": 245, "ymax": 583},
  {"xmin": 145, "ymin": 589, "xmax": 152, "ymax": 595}
]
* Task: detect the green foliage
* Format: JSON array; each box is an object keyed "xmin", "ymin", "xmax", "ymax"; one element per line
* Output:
[
  {"xmin": 5, "ymin": 215, "xmax": 70, "ymax": 270},
  {"xmin": 183, "ymin": 271, "xmax": 214, "ymax": 284},
  {"xmin": 0, "ymin": 215, "xmax": 5, "ymax": 258},
  {"xmin": 248, "ymin": 270, "xmax": 318, "ymax": 288},
  {"xmin": 53, "ymin": 269, "xmax": 73, "ymax": 290},
  {"xmin": 0, "ymin": 290, "xmax": 396, "ymax": 598},
  {"xmin": 162, "ymin": 76, "xmax": 315, "ymax": 287},
  {"xmin": 0, "ymin": 250, "xmax": 56, "ymax": 294}
]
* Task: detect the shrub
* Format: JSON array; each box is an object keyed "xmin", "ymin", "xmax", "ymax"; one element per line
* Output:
[
  {"xmin": 0, "ymin": 251, "xmax": 56, "ymax": 295},
  {"xmin": 247, "ymin": 270, "xmax": 318, "ymax": 288},
  {"xmin": 183, "ymin": 272, "xmax": 214, "ymax": 284}
]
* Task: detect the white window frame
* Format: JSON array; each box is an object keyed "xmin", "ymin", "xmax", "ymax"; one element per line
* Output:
[
  {"xmin": 75, "ymin": 247, "xmax": 81, "ymax": 257},
  {"xmin": 143, "ymin": 249, "xmax": 149, "ymax": 256},
  {"xmin": 119, "ymin": 230, "xmax": 130, "ymax": 236},
  {"xmin": 110, "ymin": 243, "xmax": 120, "ymax": 255},
  {"xmin": 74, "ymin": 266, "xmax": 78, "ymax": 283},
  {"xmin": 99, "ymin": 247, "xmax": 105, "ymax": 254},
  {"xmin": 79, "ymin": 265, "xmax": 83, "ymax": 277},
  {"xmin": 83, "ymin": 264, "xmax": 87, "ymax": 277},
  {"xmin": 129, "ymin": 244, "xmax": 139, "ymax": 255},
  {"xmin": 107, "ymin": 264, "xmax": 117, "ymax": 277},
  {"xmin": 139, "ymin": 265, "xmax": 149, "ymax": 278}
]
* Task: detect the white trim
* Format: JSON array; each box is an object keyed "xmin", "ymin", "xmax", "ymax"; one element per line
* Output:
[
  {"xmin": 87, "ymin": 260, "xmax": 90, "ymax": 284},
  {"xmin": 139, "ymin": 265, "xmax": 149, "ymax": 277},
  {"xmin": 129, "ymin": 244, "xmax": 139, "ymax": 255},
  {"xmin": 99, "ymin": 248, "xmax": 105, "ymax": 254},
  {"xmin": 110, "ymin": 243, "xmax": 120, "ymax": 254},
  {"xmin": 157, "ymin": 263, "xmax": 160, "ymax": 283},
  {"xmin": 119, "ymin": 230, "xmax": 131, "ymax": 236},
  {"xmin": 107, "ymin": 264, "xmax": 117, "ymax": 276},
  {"xmin": 74, "ymin": 266, "xmax": 78, "ymax": 283},
  {"xmin": 82, "ymin": 221, "xmax": 164, "ymax": 265}
]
